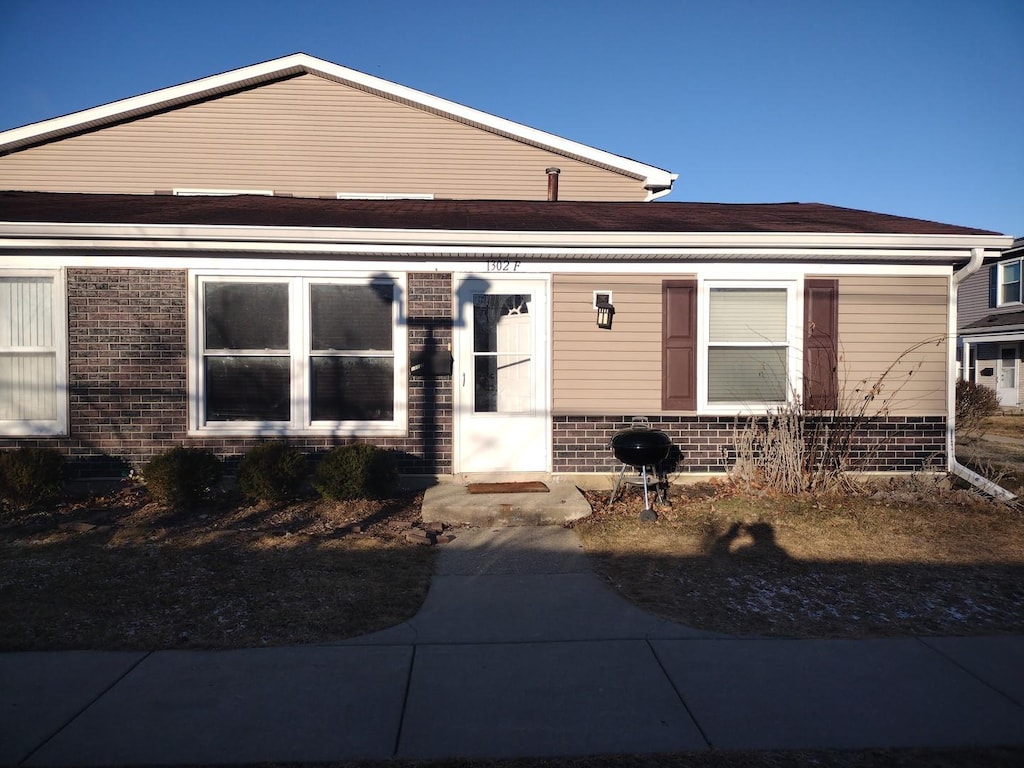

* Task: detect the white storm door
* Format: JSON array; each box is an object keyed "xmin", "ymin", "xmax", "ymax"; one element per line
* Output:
[
  {"xmin": 455, "ymin": 278, "xmax": 549, "ymax": 473},
  {"xmin": 997, "ymin": 345, "xmax": 1018, "ymax": 407}
]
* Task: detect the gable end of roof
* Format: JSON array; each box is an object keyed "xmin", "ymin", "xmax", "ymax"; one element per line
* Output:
[{"xmin": 0, "ymin": 53, "xmax": 677, "ymax": 195}]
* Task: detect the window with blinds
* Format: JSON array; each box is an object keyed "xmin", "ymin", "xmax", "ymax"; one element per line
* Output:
[
  {"xmin": 0, "ymin": 272, "xmax": 67, "ymax": 435},
  {"xmin": 707, "ymin": 287, "xmax": 789, "ymax": 403}
]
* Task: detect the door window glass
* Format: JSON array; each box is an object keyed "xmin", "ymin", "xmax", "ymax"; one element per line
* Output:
[{"xmin": 472, "ymin": 293, "xmax": 533, "ymax": 413}]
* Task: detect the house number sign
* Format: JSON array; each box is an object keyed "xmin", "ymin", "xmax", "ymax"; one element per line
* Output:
[{"xmin": 486, "ymin": 260, "xmax": 522, "ymax": 272}]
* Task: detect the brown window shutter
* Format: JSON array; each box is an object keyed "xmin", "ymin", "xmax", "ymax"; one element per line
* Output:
[
  {"xmin": 803, "ymin": 279, "xmax": 839, "ymax": 410},
  {"xmin": 663, "ymin": 280, "xmax": 697, "ymax": 410}
]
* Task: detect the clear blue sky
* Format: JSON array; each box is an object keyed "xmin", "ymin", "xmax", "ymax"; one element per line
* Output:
[{"xmin": 1, "ymin": 0, "xmax": 1021, "ymax": 236}]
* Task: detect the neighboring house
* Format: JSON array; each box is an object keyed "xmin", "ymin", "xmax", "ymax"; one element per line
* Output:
[
  {"xmin": 0, "ymin": 53, "xmax": 1013, "ymax": 483},
  {"xmin": 958, "ymin": 237, "xmax": 1024, "ymax": 407}
]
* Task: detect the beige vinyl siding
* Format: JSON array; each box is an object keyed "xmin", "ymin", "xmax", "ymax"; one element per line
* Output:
[
  {"xmin": 0, "ymin": 74, "xmax": 648, "ymax": 201},
  {"xmin": 552, "ymin": 274, "xmax": 682, "ymax": 414},
  {"xmin": 552, "ymin": 273, "xmax": 950, "ymax": 417},
  {"xmin": 834, "ymin": 274, "xmax": 949, "ymax": 416}
]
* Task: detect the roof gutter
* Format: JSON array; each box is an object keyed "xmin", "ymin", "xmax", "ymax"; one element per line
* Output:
[
  {"xmin": 644, "ymin": 177, "xmax": 678, "ymax": 201},
  {"xmin": 0, "ymin": 221, "xmax": 1010, "ymax": 251},
  {"xmin": 948, "ymin": 247, "xmax": 1016, "ymax": 501}
]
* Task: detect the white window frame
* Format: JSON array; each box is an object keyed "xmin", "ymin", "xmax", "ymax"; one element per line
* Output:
[
  {"xmin": 188, "ymin": 270, "xmax": 407, "ymax": 436},
  {"xmin": 0, "ymin": 269, "xmax": 68, "ymax": 436},
  {"xmin": 998, "ymin": 258, "xmax": 1022, "ymax": 306},
  {"xmin": 698, "ymin": 279, "xmax": 802, "ymax": 414}
]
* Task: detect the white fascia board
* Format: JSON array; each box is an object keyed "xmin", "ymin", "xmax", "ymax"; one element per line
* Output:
[
  {"xmin": 0, "ymin": 55, "xmax": 309, "ymax": 151},
  {"xmin": 0, "ymin": 53, "xmax": 676, "ymax": 191},
  {"xmin": 0, "ymin": 254, "xmax": 955, "ymax": 276},
  {"xmin": 961, "ymin": 329, "xmax": 1024, "ymax": 343},
  {"xmin": 0, "ymin": 221, "xmax": 1012, "ymax": 255}
]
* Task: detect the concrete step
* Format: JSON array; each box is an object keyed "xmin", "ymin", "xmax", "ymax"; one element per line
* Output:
[{"xmin": 421, "ymin": 478, "xmax": 593, "ymax": 526}]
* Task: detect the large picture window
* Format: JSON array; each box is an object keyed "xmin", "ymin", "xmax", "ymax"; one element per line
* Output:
[
  {"xmin": 0, "ymin": 271, "xmax": 67, "ymax": 436},
  {"xmin": 192, "ymin": 274, "xmax": 405, "ymax": 434}
]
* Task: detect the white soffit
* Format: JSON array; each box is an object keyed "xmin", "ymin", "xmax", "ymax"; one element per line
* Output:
[
  {"xmin": 0, "ymin": 53, "xmax": 677, "ymax": 192},
  {"xmin": 0, "ymin": 221, "xmax": 1011, "ymax": 263}
]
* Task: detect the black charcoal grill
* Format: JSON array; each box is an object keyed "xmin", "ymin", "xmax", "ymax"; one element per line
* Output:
[{"xmin": 609, "ymin": 417, "xmax": 672, "ymax": 521}]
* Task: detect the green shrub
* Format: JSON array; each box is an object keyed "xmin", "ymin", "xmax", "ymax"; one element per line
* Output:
[
  {"xmin": 0, "ymin": 447, "xmax": 65, "ymax": 507},
  {"xmin": 236, "ymin": 441, "xmax": 307, "ymax": 501},
  {"xmin": 956, "ymin": 379, "xmax": 1000, "ymax": 436},
  {"xmin": 313, "ymin": 443, "xmax": 399, "ymax": 500},
  {"xmin": 142, "ymin": 447, "xmax": 222, "ymax": 507}
]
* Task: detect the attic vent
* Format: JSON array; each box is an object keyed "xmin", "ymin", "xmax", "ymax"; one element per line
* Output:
[
  {"xmin": 336, "ymin": 192, "xmax": 434, "ymax": 200},
  {"xmin": 173, "ymin": 188, "xmax": 274, "ymax": 196}
]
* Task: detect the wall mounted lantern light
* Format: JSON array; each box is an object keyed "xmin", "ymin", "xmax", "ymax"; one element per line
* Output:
[{"xmin": 594, "ymin": 291, "xmax": 615, "ymax": 330}]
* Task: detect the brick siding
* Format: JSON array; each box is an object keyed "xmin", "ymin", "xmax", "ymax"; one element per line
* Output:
[
  {"xmin": 553, "ymin": 415, "xmax": 947, "ymax": 475},
  {"xmin": 1, "ymin": 269, "xmax": 454, "ymax": 480}
]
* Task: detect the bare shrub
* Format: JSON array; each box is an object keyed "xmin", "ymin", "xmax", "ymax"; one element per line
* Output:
[
  {"xmin": 956, "ymin": 379, "xmax": 1000, "ymax": 437},
  {"xmin": 728, "ymin": 337, "xmax": 942, "ymax": 494}
]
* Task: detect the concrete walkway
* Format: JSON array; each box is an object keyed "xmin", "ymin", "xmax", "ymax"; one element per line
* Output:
[{"xmin": 3, "ymin": 526, "xmax": 1024, "ymax": 766}]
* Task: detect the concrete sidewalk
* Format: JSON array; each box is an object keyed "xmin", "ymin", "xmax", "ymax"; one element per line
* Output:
[{"xmin": 3, "ymin": 526, "xmax": 1024, "ymax": 766}]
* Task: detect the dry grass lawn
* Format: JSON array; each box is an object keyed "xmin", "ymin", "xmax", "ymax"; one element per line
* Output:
[
  {"xmin": 956, "ymin": 414, "xmax": 1024, "ymax": 494},
  {"xmin": 0, "ymin": 485, "xmax": 433, "ymax": 651},
  {"xmin": 574, "ymin": 479, "xmax": 1024, "ymax": 639},
  {"xmin": 3, "ymin": 416, "xmax": 1024, "ymax": 651}
]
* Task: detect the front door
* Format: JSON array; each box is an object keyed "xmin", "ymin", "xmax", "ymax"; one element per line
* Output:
[
  {"xmin": 454, "ymin": 277, "xmax": 549, "ymax": 473},
  {"xmin": 998, "ymin": 345, "xmax": 1018, "ymax": 407}
]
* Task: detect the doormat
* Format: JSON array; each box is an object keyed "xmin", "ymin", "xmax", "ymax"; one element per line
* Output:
[{"xmin": 466, "ymin": 481, "xmax": 550, "ymax": 494}]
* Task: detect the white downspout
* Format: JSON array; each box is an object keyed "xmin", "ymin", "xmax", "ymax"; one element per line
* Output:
[{"xmin": 949, "ymin": 248, "xmax": 1016, "ymax": 501}]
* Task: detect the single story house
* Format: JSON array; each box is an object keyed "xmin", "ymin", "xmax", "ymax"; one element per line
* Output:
[
  {"xmin": 958, "ymin": 237, "xmax": 1024, "ymax": 408},
  {"xmin": 0, "ymin": 54, "xmax": 1013, "ymax": 484}
]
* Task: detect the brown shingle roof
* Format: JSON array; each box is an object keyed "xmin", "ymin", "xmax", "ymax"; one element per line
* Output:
[{"xmin": 0, "ymin": 190, "xmax": 1003, "ymax": 236}]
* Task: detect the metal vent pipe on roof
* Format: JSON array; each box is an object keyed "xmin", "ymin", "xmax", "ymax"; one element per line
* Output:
[{"xmin": 546, "ymin": 167, "xmax": 560, "ymax": 201}]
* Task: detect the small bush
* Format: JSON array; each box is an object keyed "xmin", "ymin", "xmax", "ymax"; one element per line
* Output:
[
  {"xmin": 142, "ymin": 447, "xmax": 222, "ymax": 507},
  {"xmin": 956, "ymin": 379, "xmax": 1000, "ymax": 436},
  {"xmin": 0, "ymin": 447, "xmax": 65, "ymax": 507},
  {"xmin": 235, "ymin": 441, "xmax": 307, "ymax": 501},
  {"xmin": 313, "ymin": 443, "xmax": 399, "ymax": 500}
]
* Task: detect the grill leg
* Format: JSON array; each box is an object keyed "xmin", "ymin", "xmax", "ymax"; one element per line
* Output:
[
  {"xmin": 640, "ymin": 465, "xmax": 658, "ymax": 522},
  {"xmin": 641, "ymin": 465, "xmax": 650, "ymax": 509},
  {"xmin": 609, "ymin": 463, "xmax": 629, "ymax": 505}
]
